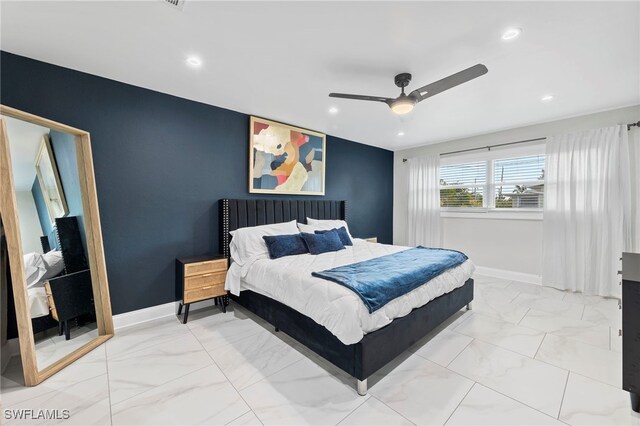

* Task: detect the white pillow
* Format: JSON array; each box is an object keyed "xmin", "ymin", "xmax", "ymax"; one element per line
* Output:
[
  {"xmin": 297, "ymin": 223, "xmax": 321, "ymax": 234},
  {"xmin": 304, "ymin": 218, "xmax": 352, "ymax": 238},
  {"xmin": 230, "ymin": 220, "xmax": 299, "ymax": 266},
  {"xmin": 42, "ymin": 250, "xmax": 65, "ymax": 279},
  {"xmin": 23, "ymin": 252, "xmax": 47, "ymax": 288}
]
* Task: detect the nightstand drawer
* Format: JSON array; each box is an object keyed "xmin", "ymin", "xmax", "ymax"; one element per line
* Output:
[
  {"xmin": 184, "ymin": 283, "xmax": 226, "ymax": 304},
  {"xmin": 184, "ymin": 258, "xmax": 227, "ymax": 277},
  {"xmin": 184, "ymin": 271, "xmax": 226, "ymax": 290}
]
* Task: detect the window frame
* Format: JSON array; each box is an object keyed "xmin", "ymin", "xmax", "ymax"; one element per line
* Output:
[{"xmin": 439, "ymin": 143, "xmax": 545, "ymax": 220}]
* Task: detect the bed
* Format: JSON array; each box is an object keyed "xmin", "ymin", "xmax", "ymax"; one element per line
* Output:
[
  {"xmin": 220, "ymin": 198, "xmax": 474, "ymax": 395},
  {"xmin": 23, "ymin": 216, "xmax": 94, "ymax": 340}
]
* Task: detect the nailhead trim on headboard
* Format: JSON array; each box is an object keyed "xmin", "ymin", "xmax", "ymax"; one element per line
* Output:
[
  {"xmin": 221, "ymin": 199, "xmax": 230, "ymax": 258},
  {"xmin": 52, "ymin": 216, "xmax": 88, "ymax": 274}
]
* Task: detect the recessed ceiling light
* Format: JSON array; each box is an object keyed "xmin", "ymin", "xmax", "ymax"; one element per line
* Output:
[
  {"xmin": 541, "ymin": 94, "xmax": 554, "ymax": 102},
  {"xmin": 328, "ymin": 106, "xmax": 338, "ymax": 114},
  {"xmin": 397, "ymin": 131, "xmax": 405, "ymax": 137},
  {"xmin": 186, "ymin": 56, "xmax": 202, "ymax": 67},
  {"xmin": 501, "ymin": 27, "xmax": 522, "ymax": 40}
]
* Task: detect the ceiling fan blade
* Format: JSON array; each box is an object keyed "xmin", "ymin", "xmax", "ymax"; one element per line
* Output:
[
  {"xmin": 329, "ymin": 93, "xmax": 394, "ymax": 104},
  {"xmin": 409, "ymin": 64, "xmax": 488, "ymax": 101}
]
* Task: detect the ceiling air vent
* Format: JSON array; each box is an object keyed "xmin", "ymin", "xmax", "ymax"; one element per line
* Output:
[{"xmin": 162, "ymin": 0, "xmax": 185, "ymax": 11}]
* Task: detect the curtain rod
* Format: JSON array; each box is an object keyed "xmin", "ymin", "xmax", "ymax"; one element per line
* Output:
[
  {"xmin": 402, "ymin": 119, "xmax": 640, "ymax": 163},
  {"xmin": 401, "ymin": 137, "xmax": 545, "ymax": 163}
]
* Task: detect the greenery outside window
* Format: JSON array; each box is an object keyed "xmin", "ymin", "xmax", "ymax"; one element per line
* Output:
[
  {"xmin": 440, "ymin": 160, "xmax": 486, "ymax": 208},
  {"xmin": 440, "ymin": 149, "xmax": 545, "ymax": 212}
]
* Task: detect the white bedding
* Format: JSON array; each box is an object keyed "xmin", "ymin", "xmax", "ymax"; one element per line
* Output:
[
  {"xmin": 28, "ymin": 287, "xmax": 50, "ymax": 319},
  {"xmin": 225, "ymin": 239, "xmax": 475, "ymax": 344},
  {"xmin": 23, "ymin": 252, "xmax": 53, "ymax": 319}
]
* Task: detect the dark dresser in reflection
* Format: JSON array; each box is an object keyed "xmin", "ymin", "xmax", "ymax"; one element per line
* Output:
[{"xmin": 622, "ymin": 252, "xmax": 640, "ymax": 412}]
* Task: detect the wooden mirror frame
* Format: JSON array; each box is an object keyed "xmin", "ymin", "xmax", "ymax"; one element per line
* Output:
[
  {"xmin": 34, "ymin": 134, "xmax": 69, "ymax": 225},
  {"xmin": 0, "ymin": 105, "xmax": 113, "ymax": 386}
]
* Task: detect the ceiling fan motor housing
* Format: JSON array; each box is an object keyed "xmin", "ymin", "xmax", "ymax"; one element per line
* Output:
[{"xmin": 394, "ymin": 73, "xmax": 412, "ymax": 88}]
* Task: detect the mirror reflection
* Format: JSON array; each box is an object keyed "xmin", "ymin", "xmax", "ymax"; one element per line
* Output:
[{"xmin": 2, "ymin": 115, "xmax": 98, "ymax": 370}]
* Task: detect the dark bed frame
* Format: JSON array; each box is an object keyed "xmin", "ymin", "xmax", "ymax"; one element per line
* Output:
[{"xmin": 220, "ymin": 198, "xmax": 473, "ymax": 395}]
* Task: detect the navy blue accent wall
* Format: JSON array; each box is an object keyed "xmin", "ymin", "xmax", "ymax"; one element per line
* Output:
[{"xmin": 1, "ymin": 51, "xmax": 394, "ymax": 315}]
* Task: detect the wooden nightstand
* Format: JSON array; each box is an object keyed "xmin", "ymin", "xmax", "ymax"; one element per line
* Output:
[
  {"xmin": 365, "ymin": 237, "xmax": 377, "ymax": 243},
  {"xmin": 44, "ymin": 282, "xmax": 59, "ymax": 321},
  {"xmin": 176, "ymin": 255, "xmax": 228, "ymax": 324}
]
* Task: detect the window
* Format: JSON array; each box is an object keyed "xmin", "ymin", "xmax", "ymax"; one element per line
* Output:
[
  {"xmin": 440, "ymin": 161, "xmax": 486, "ymax": 208},
  {"xmin": 493, "ymin": 155, "xmax": 544, "ymax": 209},
  {"xmin": 439, "ymin": 147, "xmax": 545, "ymax": 213}
]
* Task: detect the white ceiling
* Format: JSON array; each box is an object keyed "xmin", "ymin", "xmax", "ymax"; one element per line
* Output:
[
  {"xmin": 2, "ymin": 116, "xmax": 49, "ymax": 191},
  {"xmin": 1, "ymin": 1, "xmax": 638, "ymax": 150}
]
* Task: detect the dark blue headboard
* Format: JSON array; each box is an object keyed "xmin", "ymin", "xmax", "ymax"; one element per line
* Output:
[
  {"xmin": 219, "ymin": 199, "xmax": 347, "ymax": 258},
  {"xmin": 40, "ymin": 216, "xmax": 88, "ymax": 274}
]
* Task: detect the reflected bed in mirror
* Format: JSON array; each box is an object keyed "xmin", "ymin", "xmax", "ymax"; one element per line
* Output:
[
  {"xmin": 28, "ymin": 217, "xmax": 97, "ymax": 369},
  {"xmin": 0, "ymin": 106, "xmax": 113, "ymax": 386}
]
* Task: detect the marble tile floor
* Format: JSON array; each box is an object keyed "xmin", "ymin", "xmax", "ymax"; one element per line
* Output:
[
  {"xmin": 1, "ymin": 274, "xmax": 639, "ymax": 425},
  {"xmin": 34, "ymin": 324, "xmax": 99, "ymax": 370}
]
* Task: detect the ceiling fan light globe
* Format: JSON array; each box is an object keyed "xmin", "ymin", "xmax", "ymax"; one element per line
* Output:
[{"xmin": 390, "ymin": 98, "xmax": 416, "ymax": 115}]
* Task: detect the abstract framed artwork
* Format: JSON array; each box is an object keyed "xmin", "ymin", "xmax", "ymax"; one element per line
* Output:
[
  {"xmin": 35, "ymin": 135, "xmax": 68, "ymax": 224},
  {"xmin": 249, "ymin": 116, "xmax": 326, "ymax": 195}
]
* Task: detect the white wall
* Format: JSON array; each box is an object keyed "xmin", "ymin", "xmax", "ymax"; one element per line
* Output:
[
  {"xmin": 15, "ymin": 191, "xmax": 44, "ymax": 254},
  {"xmin": 394, "ymin": 105, "xmax": 640, "ymax": 278},
  {"xmin": 629, "ymin": 128, "xmax": 640, "ymax": 252},
  {"xmin": 441, "ymin": 217, "xmax": 543, "ymax": 276}
]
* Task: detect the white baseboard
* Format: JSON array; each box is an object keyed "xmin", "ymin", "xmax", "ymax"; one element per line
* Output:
[
  {"xmin": 113, "ymin": 267, "xmax": 541, "ymax": 331},
  {"xmin": 0, "ymin": 300, "xmax": 220, "ymax": 372},
  {"xmin": 113, "ymin": 299, "xmax": 219, "ymax": 330},
  {"xmin": 4, "ymin": 266, "xmax": 541, "ymax": 362},
  {"xmin": 112, "ymin": 302, "xmax": 175, "ymax": 330},
  {"xmin": 474, "ymin": 266, "xmax": 542, "ymax": 285},
  {"xmin": 105, "ymin": 267, "xmax": 542, "ymax": 331}
]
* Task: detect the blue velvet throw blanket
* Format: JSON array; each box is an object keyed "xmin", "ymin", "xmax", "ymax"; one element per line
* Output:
[{"xmin": 312, "ymin": 247, "xmax": 468, "ymax": 313}]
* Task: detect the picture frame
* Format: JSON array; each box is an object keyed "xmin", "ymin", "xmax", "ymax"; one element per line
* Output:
[
  {"xmin": 35, "ymin": 134, "xmax": 68, "ymax": 224},
  {"xmin": 249, "ymin": 116, "xmax": 326, "ymax": 195}
]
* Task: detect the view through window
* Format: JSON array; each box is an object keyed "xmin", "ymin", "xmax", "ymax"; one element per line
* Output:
[{"xmin": 440, "ymin": 154, "xmax": 545, "ymax": 210}]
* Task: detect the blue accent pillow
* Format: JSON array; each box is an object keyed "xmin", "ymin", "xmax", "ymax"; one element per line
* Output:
[
  {"xmin": 315, "ymin": 227, "xmax": 352, "ymax": 246},
  {"xmin": 262, "ymin": 234, "xmax": 308, "ymax": 259},
  {"xmin": 300, "ymin": 229, "xmax": 345, "ymax": 255}
]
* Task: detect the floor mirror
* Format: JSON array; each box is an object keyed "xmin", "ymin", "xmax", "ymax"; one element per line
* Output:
[{"xmin": 0, "ymin": 105, "xmax": 113, "ymax": 386}]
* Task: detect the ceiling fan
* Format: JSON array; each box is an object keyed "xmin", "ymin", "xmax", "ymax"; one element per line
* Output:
[{"xmin": 329, "ymin": 64, "xmax": 488, "ymax": 115}]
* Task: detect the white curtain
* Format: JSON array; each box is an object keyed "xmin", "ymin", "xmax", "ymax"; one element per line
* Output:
[
  {"xmin": 629, "ymin": 128, "xmax": 640, "ymax": 252},
  {"xmin": 542, "ymin": 125, "xmax": 631, "ymax": 297},
  {"xmin": 407, "ymin": 155, "xmax": 441, "ymax": 247}
]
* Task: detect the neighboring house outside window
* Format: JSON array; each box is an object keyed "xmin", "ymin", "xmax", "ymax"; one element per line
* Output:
[{"xmin": 439, "ymin": 143, "xmax": 545, "ymax": 218}]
